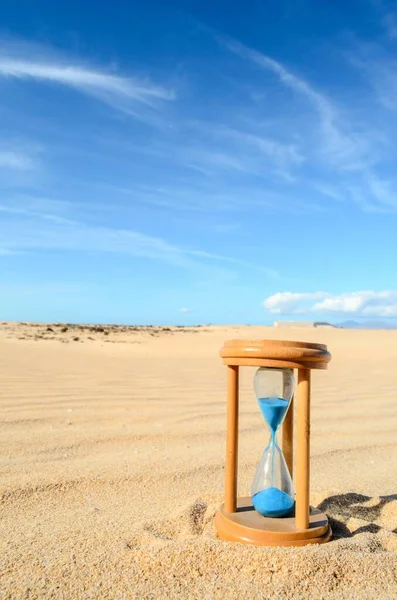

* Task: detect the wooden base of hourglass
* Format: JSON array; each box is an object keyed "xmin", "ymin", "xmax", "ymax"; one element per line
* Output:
[
  {"xmin": 216, "ymin": 339, "xmax": 332, "ymax": 548},
  {"xmin": 215, "ymin": 497, "xmax": 332, "ymax": 547}
]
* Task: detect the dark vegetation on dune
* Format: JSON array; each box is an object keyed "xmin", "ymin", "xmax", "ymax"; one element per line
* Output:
[{"xmin": 0, "ymin": 322, "xmax": 208, "ymax": 343}]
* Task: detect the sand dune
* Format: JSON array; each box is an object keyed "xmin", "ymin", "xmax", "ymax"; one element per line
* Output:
[{"xmin": 0, "ymin": 323, "xmax": 396, "ymax": 599}]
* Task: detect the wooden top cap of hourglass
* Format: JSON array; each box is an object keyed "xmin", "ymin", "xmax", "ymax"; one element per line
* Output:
[{"xmin": 220, "ymin": 339, "xmax": 331, "ymax": 369}]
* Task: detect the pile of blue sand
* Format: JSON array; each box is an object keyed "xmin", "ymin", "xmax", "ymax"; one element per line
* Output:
[{"xmin": 252, "ymin": 487, "xmax": 294, "ymax": 518}]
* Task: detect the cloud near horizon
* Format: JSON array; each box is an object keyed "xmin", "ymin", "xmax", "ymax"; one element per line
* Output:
[{"xmin": 263, "ymin": 291, "xmax": 397, "ymax": 318}]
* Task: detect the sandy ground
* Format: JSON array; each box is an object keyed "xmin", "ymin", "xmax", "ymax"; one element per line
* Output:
[{"xmin": 0, "ymin": 322, "xmax": 396, "ymax": 599}]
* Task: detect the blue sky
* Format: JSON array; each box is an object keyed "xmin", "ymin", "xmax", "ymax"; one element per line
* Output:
[{"xmin": 1, "ymin": 0, "xmax": 397, "ymax": 324}]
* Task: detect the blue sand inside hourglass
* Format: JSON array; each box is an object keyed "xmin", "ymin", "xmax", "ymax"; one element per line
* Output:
[
  {"xmin": 257, "ymin": 397, "xmax": 289, "ymax": 431},
  {"xmin": 252, "ymin": 397, "xmax": 295, "ymax": 518},
  {"xmin": 253, "ymin": 487, "xmax": 294, "ymax": 517}
]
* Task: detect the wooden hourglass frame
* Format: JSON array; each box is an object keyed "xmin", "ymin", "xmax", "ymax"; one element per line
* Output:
[{"xmin": 215, "ymin": 339, "xmax": 332, "ymax": 547}]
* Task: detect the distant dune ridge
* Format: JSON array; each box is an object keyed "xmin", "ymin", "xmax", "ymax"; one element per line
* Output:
[{"xmin": 0, "ymin": 322, "xmax": 396, "ymax": 599}]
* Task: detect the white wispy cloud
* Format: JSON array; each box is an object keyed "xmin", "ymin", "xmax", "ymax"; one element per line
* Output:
[
  {"xmin": 2, "ymin": 194, "xmax": 74, "ymax": 214},
  {"xmin": 309, "ymin": 182, "xmax": 344, "ymax": 202},
  {"xmin": 346, "ymin": 174, "xmax": 397, "ymax": 213},
  {"xmin": 0, "ymin": 150, "xmax": 35, "ymax": 169},
  {"xmin": 263, "ymin": 291, "xmax": 397, "ymax": 317},
  {"xmin": 0, "ymin": 137, "xmax": 43, "ymax": 171},
  {"xmin": 0, "ymin": 60, "xmax": 173, "ymax": 101},
  {"xmin": 100, "ymin": 179, "xmax": 329, "ymax": 215},
  {"xmin": 187, "ymin": 150, "xmax": 251, "ymax": 174},
  {"xmin": 366, "ymin": 175, "xmax": 397, "ymax": 210},
  {"xmin": 351, "ymin": 51, "xmax": 397, "ymax": 112},
  {"xmin": 213, "ymin": 126, "xmax": 304, "ymax": 179},
  {"xmin": 189, "ymin": 249, "xmax": 281, "ymax": 279},
  {"xmin": 380, "ymin": 10, "xmax": 397, "ymax": 39},
  {"xmin": 0, "ymin": 215, "xmax": 193, "ymax": 267},
  {"xmin": 220, "ymin": 36, "xmax": 377, "ymax": 173},
  {"xmin": 0, "ymin": 249, "xmax": 18, "ymax": 256},
  {"xmin": 0, "ymin": 198, "xmax": 280, "ymax": 278},
  {"xmin": 221, "ymin": 128, "xmax": 303, "ymax": 163},
  {"xmin": 0, "ymin": 38, "xmax": 175, "ymax": 117},
  {"xmin": 215, "ymin": 31, "xmax": 397, "ymax": 217},
  {"xmin": 147, "ymin": 135, "xmax": 303, "ymax": 181},
  {"xmin": 221, "ymin": 37, "xmax": 335, "ymax": 122},
  {"xmin": 2, "ymin": 30, "xmax": 395, "ymax": 228}
]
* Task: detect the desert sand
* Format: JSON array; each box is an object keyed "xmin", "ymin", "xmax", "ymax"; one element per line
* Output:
[{"xmin": 0, "ymin": 322, "xmax": 396, "ymax": 599}]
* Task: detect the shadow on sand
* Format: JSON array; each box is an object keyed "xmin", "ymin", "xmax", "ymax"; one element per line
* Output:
[{"xmin": 318, "ymin": 492, "xmax": 397, "ymax": 538}]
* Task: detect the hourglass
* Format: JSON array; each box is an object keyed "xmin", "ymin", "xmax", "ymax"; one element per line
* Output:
[
  {"xmin": 251, "ymin": 367, "xmax": 295, "ymax": 518},
  {"xmin": 215, "ymin": 339, "xmax": 332, "ymax": 547}
]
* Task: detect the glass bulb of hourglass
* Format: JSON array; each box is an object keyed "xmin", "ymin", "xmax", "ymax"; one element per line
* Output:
[{"xmin": 251, "ymin": 367, "xmax": 295, "ymax": 518}]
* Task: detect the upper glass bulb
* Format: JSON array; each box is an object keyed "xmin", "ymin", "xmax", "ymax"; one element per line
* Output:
[
  {"xmin": 254, "ymin": 367, "xmax": 295, "ymax": 434},
  {"xmin": 254, "ymin": 367, "xmax": 294, "ymax": 404}
]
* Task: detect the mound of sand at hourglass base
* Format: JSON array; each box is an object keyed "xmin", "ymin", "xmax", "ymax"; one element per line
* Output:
[{"xmin": 0, "ymin": 322, "xmax": 396, "ymax": 599}]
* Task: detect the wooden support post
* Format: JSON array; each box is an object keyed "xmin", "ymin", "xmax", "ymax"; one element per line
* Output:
[
  {"xmin": 295, "ymin": 369, "xmax": 311, "ymax": 530},
  {"xmin": 282, "ymin": 394, "xmax": 294, "ymax": 479},
  {"xmin": 224, "ymin": 365, "xmax": 239, "ymax": 513}
]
